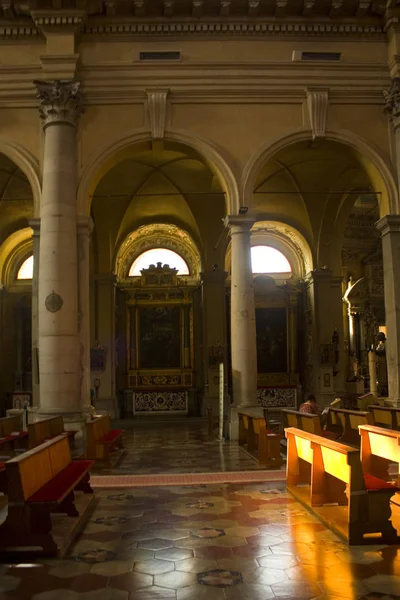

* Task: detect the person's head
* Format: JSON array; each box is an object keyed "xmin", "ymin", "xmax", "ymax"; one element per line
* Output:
[{"xmin": 307, "ymin": 394, "xmax": 316, "ymax": 404}]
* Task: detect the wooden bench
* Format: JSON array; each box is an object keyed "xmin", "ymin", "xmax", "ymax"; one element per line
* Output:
[
  {"xmin": 285, "ymin": 427, "xmax": 399, "ymax": 545},
  {"xmin": 86, "ymin": 414, "xmax": 124, "ymax": 463},
  {"xmin": 326, "ymin": 408, "xmax": 373, "ymax": 447},
  {"xmin": 359, "ymin": 424, "xmax": 400, "ymax": 486},
  {"xmin": 0, "ymin": 435, "xmax": 94, "ymax": 557},
  {"xmin": 238, "ymin": 408, "xmax": 283, "ymax": 467},
  {"xmin": 0, "ymin": 415, "xmax": 28, "ymax": 455},
  {"xmin": 281, "ymin": 409, "xmax": 337, "ymax": 439},
  {"xmin": 369, "ymin": 405, "xmax": 400, "ymax": 431},
  {"xmin": 28, "ymin": 416, "xmax": 77, "ymax": 449}
]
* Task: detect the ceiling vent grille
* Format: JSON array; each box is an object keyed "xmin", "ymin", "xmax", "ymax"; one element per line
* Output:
[
  {"xmin": 139, "ymin": 51, "xmax": 181, "ymax": 61},
  {"xmin": 292, "ymin": 51, "xmax": 341, "ymax": 61}
]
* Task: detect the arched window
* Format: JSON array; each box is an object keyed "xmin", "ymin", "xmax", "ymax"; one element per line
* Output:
[
  {"xmin": 17, "ymin": 254, "xmax": 33, "ymax": 280},
  {"xmin": 129, "ymin": 248, "xmax": 190, "ymax": 276},
  {"xmin": 251, "ymin": 245, "xmax": 292, "ymax": 274}
]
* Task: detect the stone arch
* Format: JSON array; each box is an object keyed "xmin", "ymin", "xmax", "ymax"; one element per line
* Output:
[
  {"xmin": 0, "ymin": 140, "xmax": 41, "ymax": 216},
  {"xmin": 77, "ymin": 130, "xmax": 240, "ymax": 217},
  {"xmin": 242, "ymin": 128, "xmax": 398, "ymax": 217},
  {"xmin": 0, "ymin": 228, "xmax": 33, "ymax": 287},
  {"xmin": 115, "ymin": 223, "xmax": 202, "ymax": 282}
]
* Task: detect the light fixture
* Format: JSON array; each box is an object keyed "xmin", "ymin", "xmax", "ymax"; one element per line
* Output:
[{"xmin": 239, "ymin": 206, "xmax": 248, "ymax": 215}]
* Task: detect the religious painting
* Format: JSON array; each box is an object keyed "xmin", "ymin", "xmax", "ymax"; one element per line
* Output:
[
  {"xmin": 139, "ymin": 305, "xmax": 181, "ymax": 369},
  {"xmin": 256, "ymin": 307, "xmax": 287, "ymax": 373},
  {"xmin": 90, "ymin": 346, "xmax": 107, "ymax": 372}
]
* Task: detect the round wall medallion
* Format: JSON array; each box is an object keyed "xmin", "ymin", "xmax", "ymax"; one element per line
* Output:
[{"xmin": 45, "ymin": 291, "xmax": 63, "ymax": 313}]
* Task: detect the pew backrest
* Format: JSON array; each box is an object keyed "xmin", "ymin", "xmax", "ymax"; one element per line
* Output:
[
  {"xmin": 87, "ymin": 414, "xmax": 111, "ymax": 442},
  {"xmin": 281, "ymin": 409, "xmax": 322, "ymax": 435},
  {"xmin": 5, "ymin": 435, "xmax": 71, "ymax": 502},
  {"xmin": 28, "ymin": 416, "xmax": 66, "ymax": 448},
  {"xmin": 369, "ymin": 405, "xmax": 400, "ymax": 430},
  {"xmin": 285, "ymin": 427, "xmax": 363, "ymax": 487},
  {"xmin": 0, "ymin": 415, "xmax": 22, "ymax": 437},
  {"xmin": 359, "ymin": 424, "xmax": 400, "ymax": 464}
]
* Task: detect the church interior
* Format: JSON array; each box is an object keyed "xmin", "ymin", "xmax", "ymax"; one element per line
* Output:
[{"xmin": 1, "ymin": 0, "xmax": 400, "ymax": 597}]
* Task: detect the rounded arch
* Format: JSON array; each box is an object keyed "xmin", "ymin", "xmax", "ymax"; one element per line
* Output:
[
  {"xmin": 242, "ymin": 128, "xmax": 398, "ymax": 217},
  {"xmin": 115, "ymin": 223, "xmax": 202, "ymax": 281},
  {"xmin": 77, "ymin": 130, "xmax": 240, "ymax": 216},
  {"xmin": 0, "ymin": 140, "xmax": 41, "ymax": 216},
  {"xmin": 225, "ymin": 220, "xmax": 313, "ymax": 279},
  {"xmin": 0, "ymin": 227, "xmax": 33, "ymax": 287}
]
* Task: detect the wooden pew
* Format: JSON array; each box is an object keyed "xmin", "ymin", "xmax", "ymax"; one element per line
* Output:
[
  {"xmin": 281, "ymin": 409, "xmax": 337, "ymax": 439},
  {"xmin": 28, "ymin": 416, "xmax": 77, "ymax": 449},
  {"xmin": 237, "ymin": 408, "xmax": 283, "ymax": 467},
  {"xmin": 326, "ymin": 408, "xmax": 373, "ymax": 446},
  {"xmin": 285, "ymin": 427, "xmax": 399, "ymax": 545},
  {"xmin": 0, "ymin": 435, "xmax": 94, "ymax": 557},
  {"xmin": 0, "ymin": 415, "xmax": 28, "ymax": 455},
  {"xmin": 369, "ymin": 405, "xmax": 400, "ymax": 431},
  {"xmin": 86, "ymin": 414, "xmax": 124, "ymax": 463},
  {"xmin": 0, "ymin": 461, "xmax": 6, "ymax": 494},
  {"xmin": 359, "ymin": 424, "xmax": 400, "ymax": 486}
]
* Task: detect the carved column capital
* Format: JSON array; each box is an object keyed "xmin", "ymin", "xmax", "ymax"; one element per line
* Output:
[
  {"xmin": 224, "ymin": 214, "xmax": 255, "ymax": 235},
  {"xmin": 384, "ymin": 78, "xmax": 400, "ymax": 130},
  {"xmin": 34, "ymin": 79, "xmax": 84, "ymax": 129}
]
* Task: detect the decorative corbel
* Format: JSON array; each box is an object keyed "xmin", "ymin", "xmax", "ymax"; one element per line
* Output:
[
  {"xmin": 306, "ymin": 88, "xmax": 329, "ymax": 140},
  {"xmin": 146, "ymin": 90, "xmax": 169, "ymax": 142}
]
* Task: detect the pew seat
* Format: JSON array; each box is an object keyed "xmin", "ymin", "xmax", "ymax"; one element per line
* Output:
[
  {"xmin": 86, "ymin": 414, "xmax": 124, "ymax": 463},
  {"xmin": 285, "ymin": 426, "xmax": 400, "ymax": 545},
  {"xmin": 238, "ymin": 408, "xmax": 283, "ymax": 467},
  {"xmin": 0, "ymin": 435, "xmax": 95, "ymax": 557}
]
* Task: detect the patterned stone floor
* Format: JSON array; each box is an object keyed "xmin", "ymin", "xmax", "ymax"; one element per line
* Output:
[
  {"xmin": 93, "ymin": 419, "xmax": 269, "ymax": 475},
  {"xmin": 1, "ymin": 482, "xmax": 400, "ymax": 599}
]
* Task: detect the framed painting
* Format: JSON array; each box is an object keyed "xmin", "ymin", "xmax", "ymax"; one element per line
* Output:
[
  {"xmin": 138, "ymin": 305, "xmax": 181, "ymax": 369},
  {"xmin": 256, "ymin": 307, "xmax": 288, "ymax": 373}
]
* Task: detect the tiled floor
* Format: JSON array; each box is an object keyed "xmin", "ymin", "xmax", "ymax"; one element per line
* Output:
[
  {"xmin": 1, "ymin": 482, "xmax": 400, "ymax": 599},
  {"xmin": 93, "ymin": 419, "xmax": 268, "ymax": 475},
  {"xmin": 1, "ymin": 420, "xmax": 400, "ymax": 599}
]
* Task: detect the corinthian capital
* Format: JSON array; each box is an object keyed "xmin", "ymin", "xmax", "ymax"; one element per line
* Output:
[
  {"xmin": 384, "ymin": 78, "xmax": 400, "ymax": 129},
  {"xmin": 34, "ymin": 79, "xmax": 84, "ymax": 129}
]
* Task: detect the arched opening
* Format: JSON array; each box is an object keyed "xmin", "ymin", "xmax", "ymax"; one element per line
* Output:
[
  {"xmin": 129, "ymin": 248, "xmax": 190, "ymax": 276},
  {"xmin": 245, "ymin": 135, "xmax": 394, "ymax": 405},
  {"xmin": 16, "ymin": 254, "xmax": 33, "ymax": 280},
  {"xmin": 251, "ymin": 245, "xmax": 292, "ymax": 274},
  {"xmin": 0, "ymin": 152, "xmax": 35, "ymax": 407}
]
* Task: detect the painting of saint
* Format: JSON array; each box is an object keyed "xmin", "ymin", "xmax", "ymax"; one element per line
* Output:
[
  {"xmin": 256, "ymin": 307, "xmax": 288, "ymax": 373},
  {"xmin": 139, "ymin": 306, "xmax": 181, "ymax": 369}
]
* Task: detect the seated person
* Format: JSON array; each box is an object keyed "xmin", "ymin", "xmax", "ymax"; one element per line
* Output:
[{"xmin": 299, "ymin": 394, "xmax": 320, "ymax": 415}]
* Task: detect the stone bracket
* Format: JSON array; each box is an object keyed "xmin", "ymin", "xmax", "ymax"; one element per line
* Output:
[
  {"xmin": 306, "ymin": 88, "xmax": 329, "ymax": 140},
  {"xmin": 146, "ymin": 89, "xmax": 169, "ymax": 141}
]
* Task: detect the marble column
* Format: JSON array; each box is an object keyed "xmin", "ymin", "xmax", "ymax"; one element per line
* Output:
[
  {"xmin": 376, "ymin": 215, "xmax": 400, "ymax": 406},
  {"xmin": 201, "ymin": 268, "xmax": 228, "ymax": 414},
  {"xmin": 29, "ymin": 219, "xmax": 40, "ymax": 407},
  {"xmin": 35, "ymin": 80, "xmax": 83, "ymax": 415},
  {"xmin": 77, "ymin": 216, "xmax": 94, "ymax": 414},
  {"xmin": 225, "ymin": 215, "xmax": 257, "ymax": 408}
]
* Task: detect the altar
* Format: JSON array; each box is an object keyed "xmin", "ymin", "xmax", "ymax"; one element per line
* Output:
[{"xmin": 119, "ymin": 262, "xmax": 196, "ymax": 416}]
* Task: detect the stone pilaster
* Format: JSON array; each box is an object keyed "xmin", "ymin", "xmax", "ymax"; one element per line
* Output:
[
  {"xmin": 77, "ymin": 216, "xmax": 94, "ymax": 414},
  {"xmin": 201, "ymin": 268, "xmax": 228, "ymax": 415},
  {"xmin": 94, "ymin": 274, "xmax": 117, "ymax": 417},
  {"xmin": 376, "ymin": 215, "xmax": 400, "ymax": 406},
  {"xmin": 304, "ymin": 268, "xmax": 346, "ymax": 404},
  {"xmin": 384, "ymin": 78, "xmax": 400, "ymax": 198},
  {"xmin": 225, "ymin": 215, "xmax": 257, "ymax": 408},
  {"xmin": 35, "ymin": 79, "xmax": 83, "ymax": 416}
]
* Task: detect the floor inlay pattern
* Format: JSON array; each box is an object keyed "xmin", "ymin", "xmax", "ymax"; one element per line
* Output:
[{"xmin": 1, "ymin": 481, "xmax": 400, "ymax": 599}]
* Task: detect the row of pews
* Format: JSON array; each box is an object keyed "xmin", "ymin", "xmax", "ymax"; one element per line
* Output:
[
  {"xmin": 0, "ymin": 412, "xmax": 124, "ymax": 558},
  {"xmin": 286, "ymin": 424, "xmax": 400, "ymax": 545}
]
